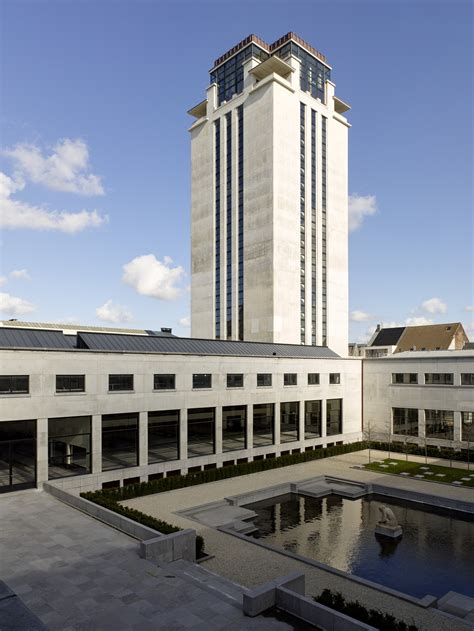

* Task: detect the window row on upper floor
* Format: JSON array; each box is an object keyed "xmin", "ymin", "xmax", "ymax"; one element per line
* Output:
[
  {"xmin": 0, "ymin": 372, "xmax": 343, "ymax": 394},
  {"xmin": 391, "ymin": 373, "xmax": 474, "ymax": 386}
]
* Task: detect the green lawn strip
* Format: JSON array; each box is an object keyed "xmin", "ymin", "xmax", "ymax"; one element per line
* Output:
[{"xmin": 364, "ymin": 458, "xmax": 474, "ymax": 487}]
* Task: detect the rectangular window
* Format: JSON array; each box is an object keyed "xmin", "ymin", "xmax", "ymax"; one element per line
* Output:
[
  {"xmin": 0, "ymin": 420, "xmax": 36, "ymax": 492},
  {"xmin": 424, "ymin": 373, "xmax": 454, "ymax": 385},
  {"xmin": 392, "ymin": 373, "xmax": 418, "ymax": 385},
  {"xmin": 461, "ymin": 374, "xmax": 474, "ymax": 386},
  {"xmin": 425, "ymin": 409, "xmax": 454, "ymax": 440},
  {"xmin": 284, "ymin": 373, "xmax": 297, "ymax": 386},
  {"xmin": 280, "ymin": 401, "xmax": 299, "ymax": 443},
  {"xmin": 253, "ymin": 403, "xmax": 274, "ymax": 446},
  {"xmin": 0, "ymin": 375, "xmax": 29, "ymax": 394},
  {"xmin": 148, "ymin": 410, "xmax": 179, "ymax": 463},
  {"xmin": 48, "ymin": 416, "xmax": 91, "ymax": 479},
  {"xmin": 227, "ymin": 373, "xmax": 243, "ymax": 388},
  {"xmin": 108, "ymin": 374, "xmax": 133, "ymax": 391},
  {"xmin": 257, "ymin": 373, "xmax": 272, "ymax": 387},
  {"xmin": 329, "ymin": 373, "xmax": 340, "ymax": 385},
  {"xmin": 308, "ymin": 373, "xmax": 320, "ymax": 385},
  {"xmin": 462, "ymin": 412, "xmax": 473, "ymax": 441},
  {"xmin": 327, "ymin": 399, "xmax": 342, "ymax": 436},
  {"xmin": 223, "ymin": 405, "xmax": 246, "ymax": 452},
  {"xmin": 305, "ymin": 400, "xmax": 321, "ymax": 438},
  {"xmin": 102, "ymin": 413, "xmax": 138, "ymax": 470},
  {"xmin": 187, "ymin": 407, "xmax": 215, "ymax": 457},
  {"xmin": 392, "ymin": 408, "xmax": 418, "ymax": 436},
  {"xmin": 154, "ymin": 374, "xmax": 175, "ymax": 390},
  {"xmin": 56, "ymin": 375, "xmax": 85, "ymax": 393},
  {"xmin": 193, "ymin": 374, "xmax": 212, "ymax": 389}
]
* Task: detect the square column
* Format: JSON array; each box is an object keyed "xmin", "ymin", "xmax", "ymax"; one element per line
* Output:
[
  {"xmin": 321, "ymin": 400, "xmax": 327, "ymax": 441},
  {"xmin": 91, "ymin": 414, "xmax": 102, "ymax": 474},
  {"xmin": 418, "ymin": 409, "xmax": 426, "ymax": 439},
  {"xmin": 215, "ymin": 406, "xmax": 223, "ymax": 454},
  {"xmin": 274, "ymin": 402, "xmax": 281, "ymax": 445},
  {"xmin": 179, "ymin": 408, "xmax": 187, "ymax": 461},
  {"xmin": 298, "ymin": 400, "xmax": 305, "ymax": 442},
  {"xmin": 246, "ymin": 404, "xmax": 253, "ymax": 450},
  {"xmin": 139, "ymin": 411, "xmax": 148, "ymax": 467},
  {"xmin": 36, "ymin": 417, "xmax": 48, "ymax": 486},
  {"xmin": 453, "ymin": 411, "xmax": 462, "ymax": 442}
]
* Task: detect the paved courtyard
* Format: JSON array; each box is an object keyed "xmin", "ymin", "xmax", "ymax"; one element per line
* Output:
[{"xmin": 0, "ymin": 491, "xmax": 293, "ymax": 630}]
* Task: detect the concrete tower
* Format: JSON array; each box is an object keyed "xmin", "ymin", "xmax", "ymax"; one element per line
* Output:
[{"xmin": 189, "ymin": 33, "xmax": 350, "ymax": 356}]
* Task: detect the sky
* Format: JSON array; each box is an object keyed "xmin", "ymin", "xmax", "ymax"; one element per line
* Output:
[{"xmin": 1, "ymin": 0, "xmax": 473, "ymax": 343}]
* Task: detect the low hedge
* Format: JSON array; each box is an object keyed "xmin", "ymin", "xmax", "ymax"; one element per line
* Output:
[
  {"xmin": 315, "ymin": 589, "xmax": 418, "ymax": 631},
  {"xmin": 372, "ymin": 440, "xmax": 472, "ymax": 462}
]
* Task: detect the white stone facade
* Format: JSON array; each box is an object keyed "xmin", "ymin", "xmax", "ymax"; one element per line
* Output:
[
  {"xmin": 190, "ymin": 38, "xmax": 349, "ymax": 356},
  {"xmin": 363, "ymin": 351, "xmax": 474, "ymax": 447},
  {"xmin": 0, "ymin": 348, "xmax": 362, "ymax": 492}
]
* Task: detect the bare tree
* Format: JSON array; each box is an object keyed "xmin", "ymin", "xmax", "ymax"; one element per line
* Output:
[
  {"xmin": 384, "ymin": 418, "xmax": 393, "ymax": 461},
  {"xmin": 362, "ymin": 420, "xmax": 375, "ymax": 464},
  {"xmin": 402, "ymin": 435, "xmax": 410, "ymax": 462}
]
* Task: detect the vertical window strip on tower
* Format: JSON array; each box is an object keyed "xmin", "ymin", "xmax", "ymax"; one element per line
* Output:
[
  {"xmin": 214, "ymin": 120, "xmax": 221, "ymax": 339},
  {"xmin": 321, "ymin": 115, "xmax": 327, "ymax": 345},
  {"xmin": 300, "ymin": 102, "xmax": 306, "ymax": 345},
  {"xmin": 226, "ymin": 112, "xmax": 232, "ymax": 339},
  {"xmin": 237, "ymin": 105, "xmax": 244, "ymax": 341},
  {"xmin": 311, "ymin": 109, "xmax": 317, "ymax": 345}
]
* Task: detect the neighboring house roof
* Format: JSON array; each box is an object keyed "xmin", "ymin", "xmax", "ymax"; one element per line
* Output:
[
  {"xmin": 0, "ymin": 320, "xmax": 175, "ymax": 337},
  {"xmin": 395, "ymin": 322, "xmax": 467, "ymax": 353},
  {"xmin": 370, "ymin": 327, "xmax": 405, "ymax": 347},
  {"xmin": 0, "ymin": 326, "xmax": 339, "ymax": 359}
]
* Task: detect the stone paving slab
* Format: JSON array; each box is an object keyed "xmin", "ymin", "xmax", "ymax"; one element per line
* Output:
[{"xmin": 0, "ymin": 491, "xmax": 290, "ymax": 630}]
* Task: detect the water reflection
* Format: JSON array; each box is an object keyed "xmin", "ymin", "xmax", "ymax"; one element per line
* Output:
[{"xmin": 245, "ymin": 493, "xmax": 474, "ymax": 599}]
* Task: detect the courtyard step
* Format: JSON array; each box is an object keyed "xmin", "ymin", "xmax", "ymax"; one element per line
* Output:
[{"xmin": 168, "ymin": 558, "xmax": 248, "ymax": 605}]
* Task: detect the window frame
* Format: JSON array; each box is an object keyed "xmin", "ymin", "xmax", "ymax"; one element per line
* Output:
[
  {"xmin": 192, "ymin": 373, "xmax": 212, "ymax": 389},
  {"xmin": 257, "ymin": 373, "xmax": 272, "ymax": 387},
  {"xmin": 329, "ymin": 373, "xmax": 341, "ymax": 385},
  {"xmin": 108, "ymin": 374, "xmax": 134, "ymax": 392},
  {"xmin": 226, "ymin": 373, "xmax": 244, "ymax": 389},
  {"xmin": 307, "ymin": 373, "xmax": 320, "ymax": 385},
  {"xmin": 153, "ymin": 374, "xmax": 176, "ymax": 391},
  {"xmin": 56, "ymin": 374, "xmax": 85, "ymax": 393},
  {"xmin": 283, "ymin": 373, "xmax": 297, "ymax": 387},
  {"xmin": 0, "ymin": 375, "xmax": 29, "ymax": 395}
]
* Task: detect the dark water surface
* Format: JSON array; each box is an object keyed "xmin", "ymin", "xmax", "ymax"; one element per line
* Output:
[{"xmin": 245, "ymin": 494, "xmax": 474, "ymax": 599}]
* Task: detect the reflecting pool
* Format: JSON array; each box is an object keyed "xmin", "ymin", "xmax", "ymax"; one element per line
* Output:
[{"xmin": 245, "ymin": 494, "xmax": 474, "ymax": 598}]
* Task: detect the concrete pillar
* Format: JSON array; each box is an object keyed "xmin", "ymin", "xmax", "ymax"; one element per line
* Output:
[
  {"xmin": 453, "ymin": 411, "xmax": 462, "ymax": 442},
  {"xmin": 321, "ymin": 400, "xmax": 327, "ymax": 441},
  {"xmin": 215, "ymin": 406, "xmax": 223, "ymax": 454},
  {"xmin": 139, "ymin": 411, "xmax": 148, "ymax": 467},
  {"xmin": 36, "ymin": 417, "xmax": 48, "ymax": 486},
  {"xmin": 274, "ymin": 402, "xmax": 281, "ymax": 445},
  {"xmin": 246, "ymin": 404, "xmax": 253, "ymax": 450},
  {"xmin": 418, "ymin": 409, "xmax": 426, "ymax": 439},
  {"xmin": 179, "ymin": 408, "xmax": 187, "ymax": 461},
  {"xmin": 91, "ymin": 414, "xmax": 102, "ymax": 473},
  {"xmin": 299, "ymin": 400, "xmax": 305, "ymax": 442}
]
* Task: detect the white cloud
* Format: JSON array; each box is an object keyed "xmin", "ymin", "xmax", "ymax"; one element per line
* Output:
[
  {"xmin": 10, "ymin": 268, "xmax": 30, "ymax": 280},
  {"xmin": 348, "ymin": 194, "xmax": 377, "ymax": 231},
  {"xmin": 350, "ymin": 310, "xmax": 373, "ymax": 322},
  {"xmin": 465, "ymin": 306, "xmax": 474, "ymax": 312},
  {"xmin": 96, "ymin": 299, "xmax": 133, "ymax": 323},
  {"xmin": 421, "ymin": 297, "xmax": 447, "ymax": 314},
  {"xmin": 0, "ymin": 171, "xmax": 108, "ymax": 233},
  {"xmin": 405, "ymin": 316, "xmax": 434, "ymax": 326},
  {"xmin": 0, "ymin": 277, "xmax": 7, "ymax": 287},
  {"xmin": 0, "ymin": 292, "xmax": 36, "ymax": 315},
  {"xmin": 179, "ymin": 316, "xmax": 190, "ymax": 328},
  {"xmin": 4, "ymin": 138, "xmax": 104, "ymax": 196},
  {"xmin": 122, "ymin": 254, "xmax": 185, "ymax": 300}
]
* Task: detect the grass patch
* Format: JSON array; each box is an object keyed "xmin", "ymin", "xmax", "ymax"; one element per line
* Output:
[{"xmin": 364, "ymin": 458, "xmax": 474, "ymax": 486}]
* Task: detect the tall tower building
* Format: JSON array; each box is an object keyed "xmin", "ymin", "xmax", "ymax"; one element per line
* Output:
[{"xmin": 189, "ymin": 33, "xmax": 350, "ymax": 356}]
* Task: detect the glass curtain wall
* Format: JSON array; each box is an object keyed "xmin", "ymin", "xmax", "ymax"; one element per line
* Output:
[
  {"xmin": 0, "ymin": 420, "xmax": 36, "ymax": 492},
  {"xmin": 48, "ymin": 416, "xmax": 91, "ymax": 479},
  {"xmin": 253, "ymin": 403, "xmax": 274, "ymax": 446},
  {"xmin": 305, "ymin": 400, "xmax": 321, "ymax": 438},
  {"xmin": 326, "ymin": 399, "xmax": 342, "ymax": 436},
  {"xmin": 425, "ymin": 410, "xmax": 454, "ymax": 440},
  {"xmin": 392, "ymin": 408, "xmax": 418, "ymax": 436},
  {"xmin": 223, "ymin": 405, "xmax": 246, "ymax": 451},
  {"xmin": 187, "ymin": 408, "xmax": 215, "ymax": 457},
  {"xmin": 280, "ymin": 402, "xmax": 299, "ymax": 443},
  {"xmin": 148, "ymin": 410, "xmax": 179, "ymax": 463},
  {"xmin": 102, "ymin": 413, "xmax": 139, "ymax": 470}
]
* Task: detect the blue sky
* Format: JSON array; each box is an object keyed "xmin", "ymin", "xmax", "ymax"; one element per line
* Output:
[{"xmin": 1, "ymin": 0, "xmax": 472, "ymax": 343}]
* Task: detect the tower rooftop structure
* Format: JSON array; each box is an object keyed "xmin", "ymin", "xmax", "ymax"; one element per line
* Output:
[{"xmin": 189, "ymin": 33, "xmax": 350, "ymax": 356}]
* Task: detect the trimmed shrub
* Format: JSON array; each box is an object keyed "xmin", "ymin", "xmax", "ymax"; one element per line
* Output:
[{"xmin": 315, "ymin": 589, "xmax": 418, "ymax": 631}]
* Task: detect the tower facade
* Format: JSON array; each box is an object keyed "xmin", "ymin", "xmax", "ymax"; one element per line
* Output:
[{"xmin": 189, "ymin": 33, "xmax": 350, "ymax": 356}]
